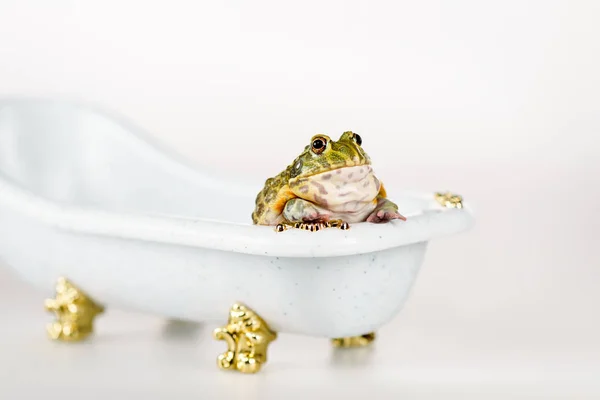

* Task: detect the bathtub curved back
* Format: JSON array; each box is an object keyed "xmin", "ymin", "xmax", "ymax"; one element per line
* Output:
[
  {"xmin": 0, "ymin": 99, "xmax": 258, "ymax": 222},
  {"xmin": 0, "ymin": 99, "xmax": 453, "ymax": 222}
]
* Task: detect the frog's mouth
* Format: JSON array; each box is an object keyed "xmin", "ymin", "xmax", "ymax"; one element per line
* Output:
[{"xmin": 290, "ymin": 156, "xmax": 371, "ymax": 180}]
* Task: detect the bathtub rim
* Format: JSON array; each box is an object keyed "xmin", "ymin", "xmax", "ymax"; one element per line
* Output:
[{"xmin": 0, "ymin": 176, "xmax": 474, "ymax": 258}]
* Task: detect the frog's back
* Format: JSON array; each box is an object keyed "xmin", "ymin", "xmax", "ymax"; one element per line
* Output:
[{"xmin": 252, "ymin": 167, "xmax": 296, "ymax": 225}]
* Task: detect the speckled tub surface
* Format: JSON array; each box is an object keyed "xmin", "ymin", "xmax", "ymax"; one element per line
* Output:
[{"xmin": 0, "ymin": 99, "xmax": 474, "ymax": 338}]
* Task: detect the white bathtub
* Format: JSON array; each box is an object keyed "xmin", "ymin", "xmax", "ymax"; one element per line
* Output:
[{"xmin": 0, "ymin": 99, "xmax": 474, "ymax": 338}]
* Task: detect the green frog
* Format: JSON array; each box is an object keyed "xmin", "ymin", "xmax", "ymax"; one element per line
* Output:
[{"xmin": 252, "ymin": 131, "xmax": 406, "ymax": 231}]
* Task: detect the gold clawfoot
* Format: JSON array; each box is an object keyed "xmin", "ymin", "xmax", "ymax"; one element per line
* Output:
[
  {"xmin": 331, "ymin": 332, "xmax": 376, "ymax": 348},
  {"xmin": 44, "ymin": 277, "xmax": 104, "ymax": 342},
  {"xmin": 213, "ymin": 303, "xmax": 277, "ymax": 373},
  {"xmin": 275, "ymin": 219, "xmax": 350, "ymax": 232},
  {"xmin": 434, "ymin": 192, "xmax": 464, "ymax": 209}
]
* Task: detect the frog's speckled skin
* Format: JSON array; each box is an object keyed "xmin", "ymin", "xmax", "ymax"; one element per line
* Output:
[{"xmin": 251, "ymin": 131, "xmax": 406, "ymax": 227}]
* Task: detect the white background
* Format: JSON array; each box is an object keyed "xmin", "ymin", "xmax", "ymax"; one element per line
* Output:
[{"xmin": 0, "ymin": 1, "xmax": 599, "ymax": 399}]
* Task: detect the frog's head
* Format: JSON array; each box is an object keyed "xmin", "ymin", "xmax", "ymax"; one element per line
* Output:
[{"xmin": 288, "ymin": 131, "xmax": 371, "ymax": 181}]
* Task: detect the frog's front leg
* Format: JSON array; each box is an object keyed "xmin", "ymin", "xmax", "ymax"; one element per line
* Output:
[
  {"xmin": 276, "ymin": 199, "xmax": 347, "ymax": 232},
  {"xmin": 283, "ymin": 198, "xmax": 330, "ymax": 223},
  {"xmin": 367, "ymin": 196, "xmax": 407, "ymax": 223}
]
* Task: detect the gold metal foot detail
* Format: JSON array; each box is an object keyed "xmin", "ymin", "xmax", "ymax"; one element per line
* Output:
[
  {"xmin": 44, "ymin": 277, "xmax": 104, "ymax": 342},
  {"xmin": 275, "ymin": 219, "xmax": 350, "ymax": 232},
  {"xmin": 331, "ymin": 332, "xmax": 376, "ymax": 348},
  {"xmin": 434, "ymin": 192, "xmax": 464, "ymax": 209},
  {"xmin": 213, "ymin": 303, "xmax": 277, "ymax": 373}
]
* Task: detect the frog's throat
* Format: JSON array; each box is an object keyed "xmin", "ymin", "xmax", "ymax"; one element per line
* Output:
[{"xmin": 288, "ymin": 165, "xmax": 377, "ymax": 203}]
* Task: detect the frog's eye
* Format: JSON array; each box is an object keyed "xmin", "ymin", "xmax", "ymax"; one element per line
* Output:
[
  {"xmin": 311, "ymin": 137, "xmax": 327, "ymax": 154},
  {"xmin": 352, "ymin": 133, "xmax": 362, "ymax": 146}
]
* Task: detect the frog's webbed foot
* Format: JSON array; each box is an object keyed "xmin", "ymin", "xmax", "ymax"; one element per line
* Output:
[
  {"xmin": 326, "ymin": 219, "xmax": 350, "ymax": 230},
  {"xmin": 275, "ymin": 219, "xmax": 350, "ymax": 232},
  {"xmin": 367, "ymin": 210, "xmax": 406, "ymax": 223},
  {"xmin": 275, "ymin": 221, "xmax": 306, "ymax": 232},
  {"xmin": 367, "ymin": 198, "xmax": 407, "ymax": 224}
]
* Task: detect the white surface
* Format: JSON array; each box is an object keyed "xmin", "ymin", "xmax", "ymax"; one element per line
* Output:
[
  {"xmin": 0, "ymin": 101, "xmax": 472, "ymax": 337},
  {"xmin": 0, "ymin": 0, "xmax": 599, "ymax": 398},
  {"xmin": 1, "ymin": 1, "xmax": 598, "ymax": 171}
]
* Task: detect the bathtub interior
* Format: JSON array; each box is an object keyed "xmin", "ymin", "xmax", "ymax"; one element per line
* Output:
[{"xmin": 0, "ymin": 100, "xmax": 431, "ymax": 225}]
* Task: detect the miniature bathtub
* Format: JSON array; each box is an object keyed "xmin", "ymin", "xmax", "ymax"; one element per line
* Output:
[{"xmin": 0, "ymin": 99, "xmax": 474, "ymax": 338}]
